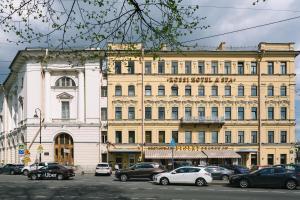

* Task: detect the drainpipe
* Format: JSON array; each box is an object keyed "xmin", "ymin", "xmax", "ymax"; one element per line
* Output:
[
  {"xmin": 257, "ymin": 50, "xmax": 264, "ymax": 166},
  {"xmin": 141, "ymin": 46, "xmax": 145, "ymax": 162}
]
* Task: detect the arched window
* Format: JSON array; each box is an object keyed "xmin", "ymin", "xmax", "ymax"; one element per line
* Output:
[
  {"xmin": 211, "ymin": 85, "xmax": 218, "ymax": 96},
  {"xmin": 267, "ymin": 85, "xmax": 274, "ymax": 96},
  {"xmin": 185, "ymin": 85, "xmax": 192, "ymax": 96},
  {"xmin": 238, "ymin": 85, "xmax": 244, "ymax": 96},
  {"xmin": 158, "ymin": 85, "xmax": 165, "ymax": 96},
  {"xmin": 280, "ymin": 85, "xmax": 287, "ymax": 96},
  {"xmin": 115, "ymin": 85, "xmax": 122, "ymax": 96},
  {"xmin": 128, "ymin": 85, "xmax": 135, "ymax": 96},
  {"xmin": 251, "ymin": 85, "xmax": 257, "ymax": 96},
  {"xmin": 225, "ymin": 85, "xmax": 231, "ymax": 96},
  {"xmin": 55, "ymin": 77, "xmax": 76, "ymax": 87},
  {"xmin": 198, "ymin": 85, "xmax": 205, "ymax": 96},
  {"xmin": 171, "ymin": 85, "xmax": 178, "ymax": 96}
]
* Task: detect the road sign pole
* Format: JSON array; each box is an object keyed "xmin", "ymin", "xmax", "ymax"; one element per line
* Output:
[
  {"xmin": 169, "ymin": 138, "xmax": 176, "ymax": 170},
  {"xmin": 171, "ymin": 147, "xmax": 174, "ymax": 170}
]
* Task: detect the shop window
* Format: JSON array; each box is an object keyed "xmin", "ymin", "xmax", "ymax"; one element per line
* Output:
[
  {"xmin": 145, "ymin": 131, "xmax": 152, "ymax": 143},
  {"xmin": 129, "ymin": 131, "xmax": 135, "ymax": 143},
  {"xmin": 158, "ymin": 61, "xmax": 165, "ymax": 74},
  {"xmin": 171, "ymin": 61, "xmax": 178, "ymax": 74},
  {"xmin": 145, "ymin": 61, "xmax": 152, "ymax": 74},
  {"xmin": 159, "ymin": 131, "xmax": 165, "ymax": 143},
  {"xmin": 115, "ymin": 131, "xmax": 122, "ymax": 143},
  {"xmin": 267, "ymin": 154, "xmax": 274, "ymax": 165},
  {"xmin": 224, "ymin": 61, "xmax": 231, "ymax": 74}
]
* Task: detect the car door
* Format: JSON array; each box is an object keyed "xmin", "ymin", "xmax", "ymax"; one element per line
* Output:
[
  {"xmin": 206, "ymin": 167, "xmax": 221, "ymax": 180},
  {"xmin": 129, "ymin": 164, "xmax": 142, "ymax": 178},
  {"xmin": 251, "ymin": 168, "xmax": 276, "ymax": 187},
  {"xmin": 185, "ymin": 168, "xmax": 200, "ymax": 184},
  {"xmin": 48, "ymin": 165, "xmax": 60, "ymax": 179},
  {"xmin": 140, "ymin": 163, "xmax": 154, "ymax": 178},
  {"xmin": 272, "ymin": 168, "xmax": 287, "ymax": 187}
]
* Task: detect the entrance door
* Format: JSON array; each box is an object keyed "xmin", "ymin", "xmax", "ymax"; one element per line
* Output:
[{"xmin": 54, "ymin": 133, "xmax": 74, "ymax": 165}]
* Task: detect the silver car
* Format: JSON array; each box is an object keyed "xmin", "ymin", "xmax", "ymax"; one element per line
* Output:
[{"xmin": 205, "ymin": 166, "xmax": 234, "ymax": 181}]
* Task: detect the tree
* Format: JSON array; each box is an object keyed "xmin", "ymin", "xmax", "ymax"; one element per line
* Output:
[{"xmin": 0, "ymin": 0, "xmax": 208, "ymax": 51}]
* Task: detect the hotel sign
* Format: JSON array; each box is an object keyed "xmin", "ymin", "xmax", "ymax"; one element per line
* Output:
[
  {"xmin": 146, "ymin": 145, "xmax": 229, "ymax": 151},
  {"xmin": 167, "ymin": 77, "xmax": 236, "ymax": 84}
]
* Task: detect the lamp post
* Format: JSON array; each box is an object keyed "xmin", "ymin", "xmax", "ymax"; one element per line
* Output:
[{"xmin": 34, "ymin": 108, "xmax": 42, "ymax": 163}]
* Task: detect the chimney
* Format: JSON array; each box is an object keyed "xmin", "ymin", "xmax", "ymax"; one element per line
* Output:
[{"xmin": 216, "ymin": 42, "xmax": 226, "ymax": 51}]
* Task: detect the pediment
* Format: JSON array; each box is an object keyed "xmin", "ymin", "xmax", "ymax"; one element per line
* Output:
[{"xmin": 57, "ymin": 92, "xmax": 73, "ymax": 99}]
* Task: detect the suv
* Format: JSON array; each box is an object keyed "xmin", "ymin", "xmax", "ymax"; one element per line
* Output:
[
  {"xmin": 95, "ymin": 163, "xmax": 112, "ymax": 176},
  {"xmin": 115, "ymin": 162, "xmax": 165, "ymax": 182},
  {"xmin": 21, "ymin": 162, "xmax": 58, "ymax": 176},
  {"xmin": 0, "ymin": 164, "xmax": 24, "ymax": 175}
]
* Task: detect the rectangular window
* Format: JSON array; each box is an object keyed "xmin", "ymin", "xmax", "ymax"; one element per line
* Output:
[
  {"xmin": 158, "ymin": 61, "xmax": 165, "ymax": 74},
  {"xmin": 211, "ymin": 107, "xmax": 218, "ymax": 119},
  {"xmin": 115, "ymin": 131, "xmax": 122, "ymax": 143},
  {"xmin": 238, "ymin": 107, "xmax": 244, "ymax": 120},
  {"xmin": 280, "ymin": 86, "xmax": 287, "ymax": 96},
  {"xmin": 115, "ymin": 61, "xmax": 121, "ymax": 74},
  {"xmin": 101, "ymin": 107, "xmax": 107, "ymax": 120},
  {"xmin": 211, "ymin": 131, "xmax": 218, "ymax": 143},
  {"xmin": 172, "ymin": 107, "xmax": 178, "ymax": 120},
  {"xmin": 211, "ymin": 61, "xmax": 218, "ymax": 74},
  {"xmin": 101, "ymin": 86, "xmax": 107, "ymax": 97},
  {"xmin": 115, "ymin": 86, "xmax": 122, "ymax": 96},
  {"xmin": 185, "ymin": 131, "xmax": 192, "ymax": 143},
  {"xmin": 145, "ymin": 131, "xmax": 152, "ymax": 143},
  {"xmin": 185, "ymin": 86, "xmax": 192, "ymax": 96},
  {"xmin": 268, "ymin": 62, "xmax": 274, "ymax": 74},
  {"xmin": 129, "ymin": 131, "xmax": 135, "ymax": 143},
  {"xmin": 145, "ymin": 85, "xmax": 152, "ymax": 96},
  {"xmin": 281, "ymin": 107, "xmax": 287, "ymax": 120},
  {"xmin": 251, "ymin": 154, "xmax": 257, "ymax": 166},
  {"xmin": 251, "ymin": 85, "xmax": 257, "ymax": 96},
  {"xmin": 225, "ymin": 131, "xmax": 231, "ymax": 143},
  {"xmin": 159, "ymin": 131, "xmax": 165, "ymax": 143},
  {"xmin": 225, "ymin": 107, "xmax": 231, "ymax": 120},
  {"xmin": 158, "ymin": 107, "xmax": 165, "ymax": 120},
  {"xmin": 280, "ymin": 131, "xmax": 287, "ymax": 143},
  {"xmin": 251, "ymin": 107, "xmax": 257, "ymax": 120},
  {"xmin": 115, "ymin": 107, "xmax": 122, "ymax": 120},
  {"xmin": 145, "ymin": 61, "xmax": 152, "ymax": 74},
  {"xmin": 238, "ymin": 131, "xmax": 244, "ymax": 143},
  {"xmin": 238, "ymin": 62, "xmax": 244, "ymax": 75},
  {"xmin": 198, "ymin": 61, "xmax": 205, "ymax": 74},
  {"xmin": 251, "ymin": 131, "xmax": 257, "ymax": 143},
  {"xmin": 145, "ymin": 107, "xmax": 152, "ymax": 120},
  {"xmin": 268, "ymin": 131, "xmax": 274, "ymax": 143},
  {"xmin": 211, "ymin": 86, "xmax": 218, "ymax": 96},
  {"xmin": 280, "ymin": 154, "xmax": 287, "ymax": 164},
  {"xmin": 185, "ymin": 107, "xmax": 192, "ymax": 120},
  {"xmin": 251, "ymin": 62, "xmax": 257, "ymax": 74},
  {"xmin": 268, "ymin": 86, "xmax": 274, "ymax": 96},
  {"xmin": 127, "ymin": 61, "xmax": 135, "ymax": 74},
  {"xmin": 61, "ymin": 101, "xmax": 70, "ymax": 119},
  {"xmin": 172, "ymin": 131, "xmax": 178, "ymax": 143},
  {"xmin": 280, "ymin": 62, "xmax": 287, "ymax": 75},
  {"xmin": 268, "ymin": 107, "xmax": 274, "ymax": 120},
  {"xmin": 128, "ymin": 107, "xmax": 135, "ymax": 120},
  {"xmin": 198, "ymin": 86, "xmax": 205, "ymax": 96},
  {"xmin": 198, "ymin": 107, "xmax": 205, "ymax": 120},
  {"xmin": 171, "ymin": 85, "xmax": 178, "ymax": 96},
  {"xmin": 128, "ymin": 85, "xmax": 135, "ymax": 96},
  {"xmin": 225, "ymin": 86, "xmax": 231, "ymax": 96},
  {"xmin": 171, "ymin": 61, "xmax": 178, "ymax": 74},
  {"xmin": 267, "ymin": 154, "xmax": 274, "ymax": 165},
  {"xmin": 224, "ymin": 61, "xmax": 231, "ymax": 74},
  {"xmin": 158, "ymin": 86, "xmax": 165, "ymax": 96},
  {"xmin": 101, "ymin": 131, "xmax": 107, "ymax": 143},
  {"xmin": 198, "ymin": 131, "xmax": 205, "ymax": 143},
  {"xmin": 238, "ymin": 85, "xmax": 244, "ymax": 96},
  {"xmin": 185, "ymin": 61, "xmax": 192, "ymax": 74}
]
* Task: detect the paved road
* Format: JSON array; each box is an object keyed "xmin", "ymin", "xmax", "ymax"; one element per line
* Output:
[{"xmin": 0, "ymin": 174, "xmax": 299, "ymax": 200}]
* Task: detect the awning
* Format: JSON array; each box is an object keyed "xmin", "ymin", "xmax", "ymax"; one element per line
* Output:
[
  {"xmin": 203, "ymin": 150, "xmax": 241, "ymax": 159},
  {"xmin": 236, "ymin": 149, "xmax": 258, "ymax": 153},
  {"xmin": 145, "ymin": 150, "xmax": 206, "ymax": 159},
  {"xmin": 109, "ymin": 149, "xmax": 141, "ymax": 153}
]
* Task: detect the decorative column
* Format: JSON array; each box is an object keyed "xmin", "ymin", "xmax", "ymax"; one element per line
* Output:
[
  {"xmin": 78, "ymin": 69, "xmax": 85, "ymax": 122},
  {"xmin": 44, "ymin": 70, "xmax": 51, "ymax": 122}
]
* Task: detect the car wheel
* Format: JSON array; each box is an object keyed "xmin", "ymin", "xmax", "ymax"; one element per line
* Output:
[
  {"xmin": 31, "ymin": 174, "xmax": 38, "ymax": 180},
  {"xmin": 239, "ymin": 179, "xmax": 249, "ymax": 188},
  {"xmin": 160, "ymin": 177, "xmax": 169, "ymax": 185},
  {"xmin": 10, "ymin": 170, "xmax": 15, "ymax": 175},
  {"xmin": 221, "ymin": 175, "xmax": 229, "ymax": 181},
  {"xmin": 120, "ymin": 174, "xmax": 128, "ymax": 182},
  {"xmin": 286, "ymin": 180, "xmax": 297, "ymax": 190},
  {"xmin": 95, "ymin": 173, "xmax": 98, "ymax": 176},
  {"xmin": 23, "ymin": 170, "xmax": 29, "ymax": 176},
  {"xmin": 195, "ymin": 178, "xmax": 207, "ymax": 187},
  {"xmin": 57, "ymin": 174, "xmax": 64, "ymax": 180},
  {"xmin": 151, "ymin": 174, "xmax": 156, "ymax": 181}
]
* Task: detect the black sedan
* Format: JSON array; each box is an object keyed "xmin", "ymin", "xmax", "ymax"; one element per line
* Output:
[
  {"xmin": 28, "ymin": 164, "xmax": 75, "ymax": 180},
  {"xmin": 0, "ymin": 164, "xmax": 24, "ymax": 175},
  {"xmin": 229, "ymin": 167, "xmax": 299, "ymax": 190}
]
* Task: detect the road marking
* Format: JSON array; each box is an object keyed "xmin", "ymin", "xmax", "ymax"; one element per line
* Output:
[{"xmin": 33, "ymin": 195, "xmax": 47, "ymax": 198}]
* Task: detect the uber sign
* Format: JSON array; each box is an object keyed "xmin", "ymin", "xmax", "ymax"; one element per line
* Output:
[{"xmin": 43, "ymin": 173, "xmax": 57, "ymax": 178}]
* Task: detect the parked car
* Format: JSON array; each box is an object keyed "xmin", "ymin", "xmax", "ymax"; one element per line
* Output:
[
  {"xmin": 273, "ymin": 164, "xmax": 300, "ymax": 172},
  {"xmin": 0, "ymin": 164, "xmax": 24, "ymax": 175},
  {"xmin": 221, "ymin": 165, "xmax": 250, "ymax": 174},
  {"xmin": 28, "ymin": 164, "xmax": 75, "ymax": 180},
  {"xmin": 205, "ymin": 166, "xmax": 234, "ymax": 181},
  {"xmin": 95, "ymin": 163, "xmax": 112, "ymax": 176},
  {"xmin": 21, "ymin": 162, "xmax": 58, "ymax": 176},
  {"xmin": 115, "ymin": 162, "xmax": 165, "ymax": 182},
  {"xmin": 229, "ymin": 167, "xmax": 299, "ymax": 190},
  {"xmin": 153, "ymin": 166, "xmax": 212, "ymax": 186}
]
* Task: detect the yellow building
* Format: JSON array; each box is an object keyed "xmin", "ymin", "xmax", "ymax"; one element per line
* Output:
[{"xmin": 106, "ymin": 42, "xmax": 299, "ymax": 169}]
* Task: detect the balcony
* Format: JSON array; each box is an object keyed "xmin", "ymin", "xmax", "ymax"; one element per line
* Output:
[
  {"xmin": 180, "ymin": 117, "xmax": 225, "ymax": 125},
  {"xmin": 52, "ymin": 118, "xmax": 77, "ymax": 124}
]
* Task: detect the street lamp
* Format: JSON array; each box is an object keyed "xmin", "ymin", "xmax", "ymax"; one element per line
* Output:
[{"xmin": 34, "ymin": 108, "xmax": 42, "ymax": 163}]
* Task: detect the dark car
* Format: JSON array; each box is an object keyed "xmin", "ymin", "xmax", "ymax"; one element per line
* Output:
[
  {"xmin": 229, "ymin": 167, "xmax": 299, "ymax": 190},
  {"xmin": 115, "ymin": 162, "xmax": 165, "ymax": 182},
  {"xmin": 221, "ymin": 165, "xmax": 250, "ymax": 174},
  {"xmin": 28, "ymin": 164, "xmax": 75, "ymax": 180},
  {"xmin": 0, "ymin": 164, "xmax": 24, "ymax": 175},
  {"xmin": 205, "ymin": 166, "xmax": 234, "ymax": 181}
]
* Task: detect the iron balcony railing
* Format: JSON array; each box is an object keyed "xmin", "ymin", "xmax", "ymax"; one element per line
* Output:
[{"xmin": 180, "ymin": 116, "xmax": 225, "ymax": 124}]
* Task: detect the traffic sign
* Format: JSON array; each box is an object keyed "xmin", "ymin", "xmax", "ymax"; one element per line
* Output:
[
  {"xmin": 22, "ymin": 157, "xmax": 31, "ymax": 164},
  {"xmin": 18, "ymin": 149, "xmax": 24, "ymax": 155},
  {"xmin": 169, "ymin": 138, "xmax": 176, "ymax": 148},
  {"xmin": 24, "ymin": 149, "xmax": 30, "ymax": 155},
  {"xmin": 18, "ymin": 144, "xmax": 25, "ymax": 150},
  {"xmin": 37, "ymin": 145, "xmax": 44, "ymax": 153}
]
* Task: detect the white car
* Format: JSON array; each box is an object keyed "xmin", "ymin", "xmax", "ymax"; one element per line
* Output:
[
  {"xmin": 153, "ymin": 166, "xmax": 212, "ymax": 186},
  {"xmin": 95, "ymin": 163, "xmax": 112, "ymax": 176},
  {"xmin": 21, "ymin": 162, "xmax": 58, "ymax": 176}
]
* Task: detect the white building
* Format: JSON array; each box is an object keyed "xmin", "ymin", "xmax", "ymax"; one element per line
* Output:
[{"xmin": 0, "ymin": 49, "xmax": 108, "ymax": 172}]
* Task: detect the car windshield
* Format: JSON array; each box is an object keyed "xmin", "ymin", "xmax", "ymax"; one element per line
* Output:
[
  {"xmin": 97, "ymin": 164, "xmax": 109, "ymax": 167},
  {"xmin": 250, "ymin": 170, "xmax": 259, "ymax": 174}
]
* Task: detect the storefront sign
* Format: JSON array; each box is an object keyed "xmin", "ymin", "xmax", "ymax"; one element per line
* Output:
[
  {"xmin": 146, "ymin": 145, "xmax": 229, "ymax": 151},
  {"xmin": 167, "ymin": 77, "xmax": 236, "ymax": 84}
]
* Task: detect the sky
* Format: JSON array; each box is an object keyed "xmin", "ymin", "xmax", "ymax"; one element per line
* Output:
[{"xmin": 0, "ymin": 0, "xmax": 299, "ymax": 140}]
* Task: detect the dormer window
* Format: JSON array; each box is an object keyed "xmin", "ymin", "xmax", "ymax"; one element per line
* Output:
[{"xmin": 55, "ymin": 77, "xmax": 76, "ymax": 87}]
